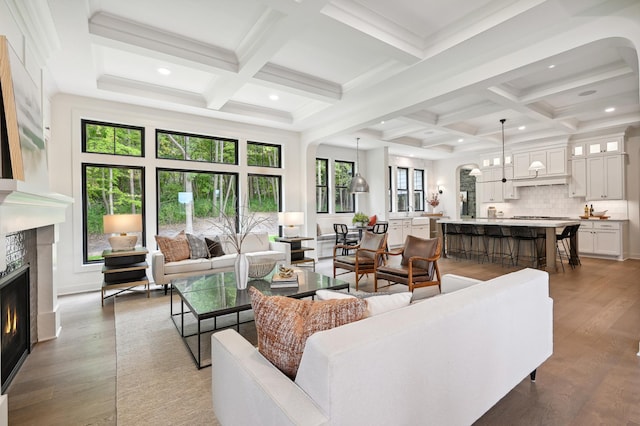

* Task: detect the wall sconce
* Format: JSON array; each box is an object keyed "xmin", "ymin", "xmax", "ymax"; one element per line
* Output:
[
  {"xmin": 278, "ymin": 212, "xmax": 304, "ymax": 238},
  {"xmin": 437, "ymin": 184, "xmax": 444, "ymax": 194},
  {"xmin": 103, "ymin": 214, "xmax": 143, "ymax": 251}
]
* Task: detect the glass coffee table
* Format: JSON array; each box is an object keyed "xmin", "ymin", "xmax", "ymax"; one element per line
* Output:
[{"xmin": 170, "ymin": 266, "xmax": 350, "ymax": 368}]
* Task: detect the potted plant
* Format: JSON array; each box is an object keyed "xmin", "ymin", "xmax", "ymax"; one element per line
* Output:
[{"xmin": 352, "ymin": 212, "xmax": 369, "ymax": 227}]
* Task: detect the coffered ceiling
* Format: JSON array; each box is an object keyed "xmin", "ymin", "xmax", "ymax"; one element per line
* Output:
[{"xmin": 42, "ymin": 0, "xmax": 640, "ymax": 159}]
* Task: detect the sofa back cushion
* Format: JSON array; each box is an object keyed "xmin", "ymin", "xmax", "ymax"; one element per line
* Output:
[{"xmin": 217, "ymin": 232, "xmax": 269, "ymax": 254}]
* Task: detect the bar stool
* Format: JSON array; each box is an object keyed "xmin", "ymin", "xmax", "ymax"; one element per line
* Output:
[
  {"xmin": 484, "ymin": 225, "xmax": 514, "ymax": 267},
  {"xmin": 555, "ymin": 226, "xmax": 572, "ymax": 272},
  {"xmin": 460, "ymin": 224, "xmax": 488, "ymax": 263},
  {"xmin": 511, "ymin": 226, "xmax": 545, "ymax": 269},
  {"xmin": 444, "ymin": 223, "xmax": 466, "ymax": 259},
  {"xmin": 558, "ymin": 224, "xmax": 581, "ymax": 270}
]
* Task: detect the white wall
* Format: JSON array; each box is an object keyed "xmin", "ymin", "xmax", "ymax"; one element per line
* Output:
[{"xmin": 50, "ymin": 94, "xmax": 301, "ymax": 294}]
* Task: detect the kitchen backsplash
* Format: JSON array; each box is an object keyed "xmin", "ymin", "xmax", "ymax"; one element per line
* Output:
[{"xmin": 480, "ymin": 185, "xmax": 629, "ymax": 219}]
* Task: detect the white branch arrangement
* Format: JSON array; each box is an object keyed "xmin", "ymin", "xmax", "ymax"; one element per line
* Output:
[{"xmin": 208, "ymin": 200, "xmax": 275, "ymax": 254}]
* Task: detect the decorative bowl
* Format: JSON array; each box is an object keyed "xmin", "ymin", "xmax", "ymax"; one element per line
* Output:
[
  {"xmin": 593, "ymin": 210, "xmax": 607, "ymax": 217},
  {"xmin": 248, "ymin": 259, "xmax": 277, "ymax": 278}
]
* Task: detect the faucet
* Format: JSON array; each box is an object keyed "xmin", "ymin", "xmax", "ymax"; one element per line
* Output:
[{"xmin": 406, "ymin": 205, "xmax": 414, "ymax": 217}]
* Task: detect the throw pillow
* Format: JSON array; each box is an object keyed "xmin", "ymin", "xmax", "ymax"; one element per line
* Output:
[
  {"xmin": 316, "ymin": 289, "xmax": 412, "ymax": 318},
  {"xmin": 186, "ymin": 233, "xmax": 209, "ymax": 259},
  {"xmin": 368, "ymin": 214, "xmax": 377, "ymax": 226},
  {"xmin": 205, "ymin": 237, "xmax": 225, "ymax": 258},
  {"xmin": 249, "ymin": 287, "xmax": 367, "ymax": 379},
  {"xmin": 155, "ymin": 231, "xmax": 190, "ymax": 263}
]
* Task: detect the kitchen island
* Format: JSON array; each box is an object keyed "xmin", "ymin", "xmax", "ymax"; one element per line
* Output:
[{"xmin": 438, "ymin": 218, "xmax": 581, "ymax": 273}]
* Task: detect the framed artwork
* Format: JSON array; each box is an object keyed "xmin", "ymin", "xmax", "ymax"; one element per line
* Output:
[
  {"xmin": 7, "ymin": 38, "xmax": 48, "ymax": 187},
  {"xmin": 0, "ymin": 35, "xmax": 24, "ymax": 180}
]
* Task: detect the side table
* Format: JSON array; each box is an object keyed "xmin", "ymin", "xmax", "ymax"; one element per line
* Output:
[
  {"xmin": 276, "ymin": 237, "xmax": 315, "ymax": 270},
  {"xmin": 101, "ymin": 247, "xmax": 149, "ymax": 306}
]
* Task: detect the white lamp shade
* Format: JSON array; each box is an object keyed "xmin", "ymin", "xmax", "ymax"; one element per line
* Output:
[
  {"xmin": 103, "ymin": 214, "xmax": 143, "ymax": 235},
  {"xmin": 528, "ymin": 161, "xmax": 546, "ymax": 171},
  {"xmin": 468, "ymin": 168, "xmax": 482, "ymax": 177},
  {"xmin": 278, "ymin": 212, "xmax": 304, "ymax": 226}
]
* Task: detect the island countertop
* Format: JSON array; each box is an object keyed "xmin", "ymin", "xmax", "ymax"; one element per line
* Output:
[{"xmin": 436, "ymin": 218, "xmax": 581, "ymax": 227}]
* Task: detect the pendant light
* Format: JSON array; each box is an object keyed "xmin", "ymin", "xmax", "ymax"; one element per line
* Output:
[
  {"xmin": 472, "ymin": 119, "xmax": 545, "ymax": 182},
  {"xmin": 349, "ymin": 137, "xmax": 369, "ymax": 193}
]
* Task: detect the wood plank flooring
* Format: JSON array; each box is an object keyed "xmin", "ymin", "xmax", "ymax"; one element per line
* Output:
[{"xmin": 6, "ymin": 256, "xmax": 640, "ymax": 425}]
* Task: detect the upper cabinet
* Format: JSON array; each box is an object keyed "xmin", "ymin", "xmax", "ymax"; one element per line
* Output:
[
  {"xmin": 571, "ymin": 134, "xmax": 626, "ymax": 201},
  {"xmin": 513, "ymin": 147, "xmax": 567, "ymax": 179},
  {"xmin": 586, "ymin": 155, "xmax": 625, "ymax": 201}
]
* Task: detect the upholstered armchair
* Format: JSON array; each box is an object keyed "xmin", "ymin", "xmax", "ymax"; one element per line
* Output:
[
  {"xmin": 374, "ymin": 236, "xmax": 442, "ymax": 292},
  {"xmin": 333, "ymin": 231, "xmax": 388, "ymax": 290}
]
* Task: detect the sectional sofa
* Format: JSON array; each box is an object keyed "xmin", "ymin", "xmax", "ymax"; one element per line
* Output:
[{"xmin": 211, "ymin": 268, "xmax": 553, "ymax": 425}]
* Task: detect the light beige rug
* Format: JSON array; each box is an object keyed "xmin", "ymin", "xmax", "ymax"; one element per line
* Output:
[{"xmin": 114, "ymin": 292, "xmax": 220, "ymax": 426}]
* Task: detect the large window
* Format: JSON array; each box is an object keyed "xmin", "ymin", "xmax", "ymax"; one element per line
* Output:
[
  {"xmin": 83, "ymin": 164, "xmax": 144, "ymax": 263},
  {"xmin": 248, "ymin": 174, "xmax": 281, "ymax": 235},
  {"xmin": 315, "ymin": 158, "xmax": 328, "ymax": 213},
  {"xmin": 335, "ymin": 160, "xmax": 354, "ymax": 213},
  {"xmin": 156, "ymin": 169, "xmax": 238, "ymax": 237},
  {"xmin": 156, "ymin": 130, "xmax": 237, "ymax": 164},
  {"xmin": 397, "ymin": 167, "xmax": 409, "ymax": 211},
  {"xmin": 247, "ymin": 142, "xmax": 281, "ymax": 167},
  {"xmin": 82, "ymin": 120, "xmax": 144, "ymax": 157},
  {"xmin": 414, "ymin": 169, "xmax": 425, "ymax": 211}
]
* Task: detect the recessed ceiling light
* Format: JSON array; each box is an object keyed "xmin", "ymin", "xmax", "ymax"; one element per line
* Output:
[
  {"xmin": 380, "ymin": 121, "xmax": 385, "ymax": 124},
  {"xmin": 157, "ymin": 67, "xmax": 171, "ymax": 75},
  {"xmin": 518, "ymin": 126, "xmax": 526, "ymax": 130},
  {"xmin": 548, "ymin": 64, "xmax": 555, "ymax": 69},
  {"xmin": 457, "ymin": 138, "xmax": 464, "ymax": 143},
  {"xmin": 605, "ymin": 107, "xmax": 615, "ymax": 113},
  {"xmin": 269, "ymin": 94, "xmax": 279, "ymax": 101},
  {"xmin": 579, "ymin": 90, "xmax": 597, "ymax": 96}
]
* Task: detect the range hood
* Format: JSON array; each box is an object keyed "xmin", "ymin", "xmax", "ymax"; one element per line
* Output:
[{"xmin": 512, "ymin": 175, "xmax": 569, "ymax": 187}]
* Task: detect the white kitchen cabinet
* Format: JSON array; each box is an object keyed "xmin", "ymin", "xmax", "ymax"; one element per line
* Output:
[
  {"xmin": 578, "ymin": 221, "xmax": 626, "ymax": 259},
  {"xmin": 387, "ymin": 219, "xmax": 405, "ymax": 247},
  {"xmin": 480, "ymin": 168, "xmax": 504, "ymax": 203},
  {"xmin": 587, "ymin": 137, "xmax": 622, "ymax": 155},
  {"xmin": 503, "ymin": 166, "xmax": 518, "ymax": 199},
  {"xmin": 569, "ymin": 158, "xmax": 586, "ymax": 197},
  {"xmin": 409, "ymin": 224, "xmax": 429, "ymax": 239},
  {"xmin": 586, "ymin": 155, "xmax": 624, "ymax": 200},
  {"xmin": 514, "ymin": 148, "xmax": 566, "ymax": 178}
]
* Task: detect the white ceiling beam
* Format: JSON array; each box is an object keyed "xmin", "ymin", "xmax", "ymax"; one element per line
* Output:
[
  {"xmin": 97, "ymin": 75, "xmax": 206, "ymax": 108},
  {"xmin": 382, "ymin": 124, "xmax": 425, "ymax": 140},
  {"xmin": 220, "ymin": 101, "xmax": 293, "ymax": 124},
  {"xmin": 254, "ymin": 63, "xmax": 341, "ymax": 101}
]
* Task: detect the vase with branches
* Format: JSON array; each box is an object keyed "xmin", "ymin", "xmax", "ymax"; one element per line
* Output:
[
  {"xmin": 427, "ymin": 193, "xmax": 440, "ymax": 210},
  {"xmin": 208, "ymin": 199, "xmax": 275, "ymax": 289}
]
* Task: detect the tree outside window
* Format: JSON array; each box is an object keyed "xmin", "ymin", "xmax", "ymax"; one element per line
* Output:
[
  {"xmin": 157, "ymin": 130, "xmax": 237, "ymax": 164},
  {"xmin": 83, "ymin": 164, "xmax": 144, "ymax": 263},
  {"xmin": 397, "ymin": 167, "xmax": 409, "ymax": 211},
  {"xmin": 247, "ymin": 142, "xmax": 281, "ymax": 168},
  {"xmin": 316, "ymin": 158, "xmax": 328, "ymax": 213},
  {"xmin": 335, "ymin": 160, "xmax": 354, "ymax": 213},
  {"xmin": 82, "ymin": 120, "xmax": 144, "ymax": 157},
  {"xmin": 414, "ymin": 169, "xmax": 425, "ymax": 211},
  {"xmin": 157, "ymin": 169, "xmax": 238, "ymax": 237},
  {"xmin": 248, "ymin": 174, "xmax": 281, "ymax": 235}
]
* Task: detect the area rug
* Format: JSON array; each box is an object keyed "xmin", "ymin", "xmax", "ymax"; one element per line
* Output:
[{"xmin": 114, "ymin": 292, "xmax": 220, "ymax": 426}]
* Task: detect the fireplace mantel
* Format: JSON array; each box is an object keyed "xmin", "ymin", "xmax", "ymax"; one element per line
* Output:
[{"xmin": 0, "ymin": 179, "xmax": 73, "ymax": 271}]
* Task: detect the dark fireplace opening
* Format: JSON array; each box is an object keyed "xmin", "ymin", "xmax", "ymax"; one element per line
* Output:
[{"xmin": 0, "ymin": 264, "xmax": 30, "ymax": 393}]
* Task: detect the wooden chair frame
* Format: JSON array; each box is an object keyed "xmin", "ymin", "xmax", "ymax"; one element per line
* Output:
[
  {"xmin": 333, "ymin": 233, "xmax": 388, "ymax": 291},
  {"xmin": 374, "ymin": 238, "xmax": 442, "ymax": 292}
]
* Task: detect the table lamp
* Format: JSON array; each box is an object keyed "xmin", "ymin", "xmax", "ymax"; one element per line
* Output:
[
  {"xmin": 103, "ymin": 214, "xmax": 143, "ymax": 251},
  {"xmin": 278, "ymin": 212, "xmax": 304, "ymax": 238}
]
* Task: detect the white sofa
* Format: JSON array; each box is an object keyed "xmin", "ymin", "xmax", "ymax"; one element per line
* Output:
[
  {"xmin": 211, "ymin": 268, "xmax": 553, "ymax": 426},
  {"xmin": 151, "ymin": 232, "xmax": 289, "ymax": 285}
]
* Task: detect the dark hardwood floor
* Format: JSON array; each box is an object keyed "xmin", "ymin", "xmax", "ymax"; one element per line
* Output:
[{"xmin": 6, "ymin": 256, "xmax": 640, "ymax": 425}]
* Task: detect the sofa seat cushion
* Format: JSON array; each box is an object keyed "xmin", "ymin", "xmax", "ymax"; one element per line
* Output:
[
  {"xmin": 209, "ymin": 254, "xmax": 237, "ymax": 269},
  {"xmin": 249, "ymin": 287, "xmax": 367, "ymax": 379},
  {"xmin": 163, "ymin": 258, "xmax": 212, "ymax": 275},
  {"xmin": 245, "ymin": 250, "xmax": 282, "ymax": 261}
]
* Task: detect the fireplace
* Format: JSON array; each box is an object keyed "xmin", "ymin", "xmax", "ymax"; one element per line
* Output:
[{"xmin": 0, "ymin": 264, "xmax": 29, "ymax": 393}]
